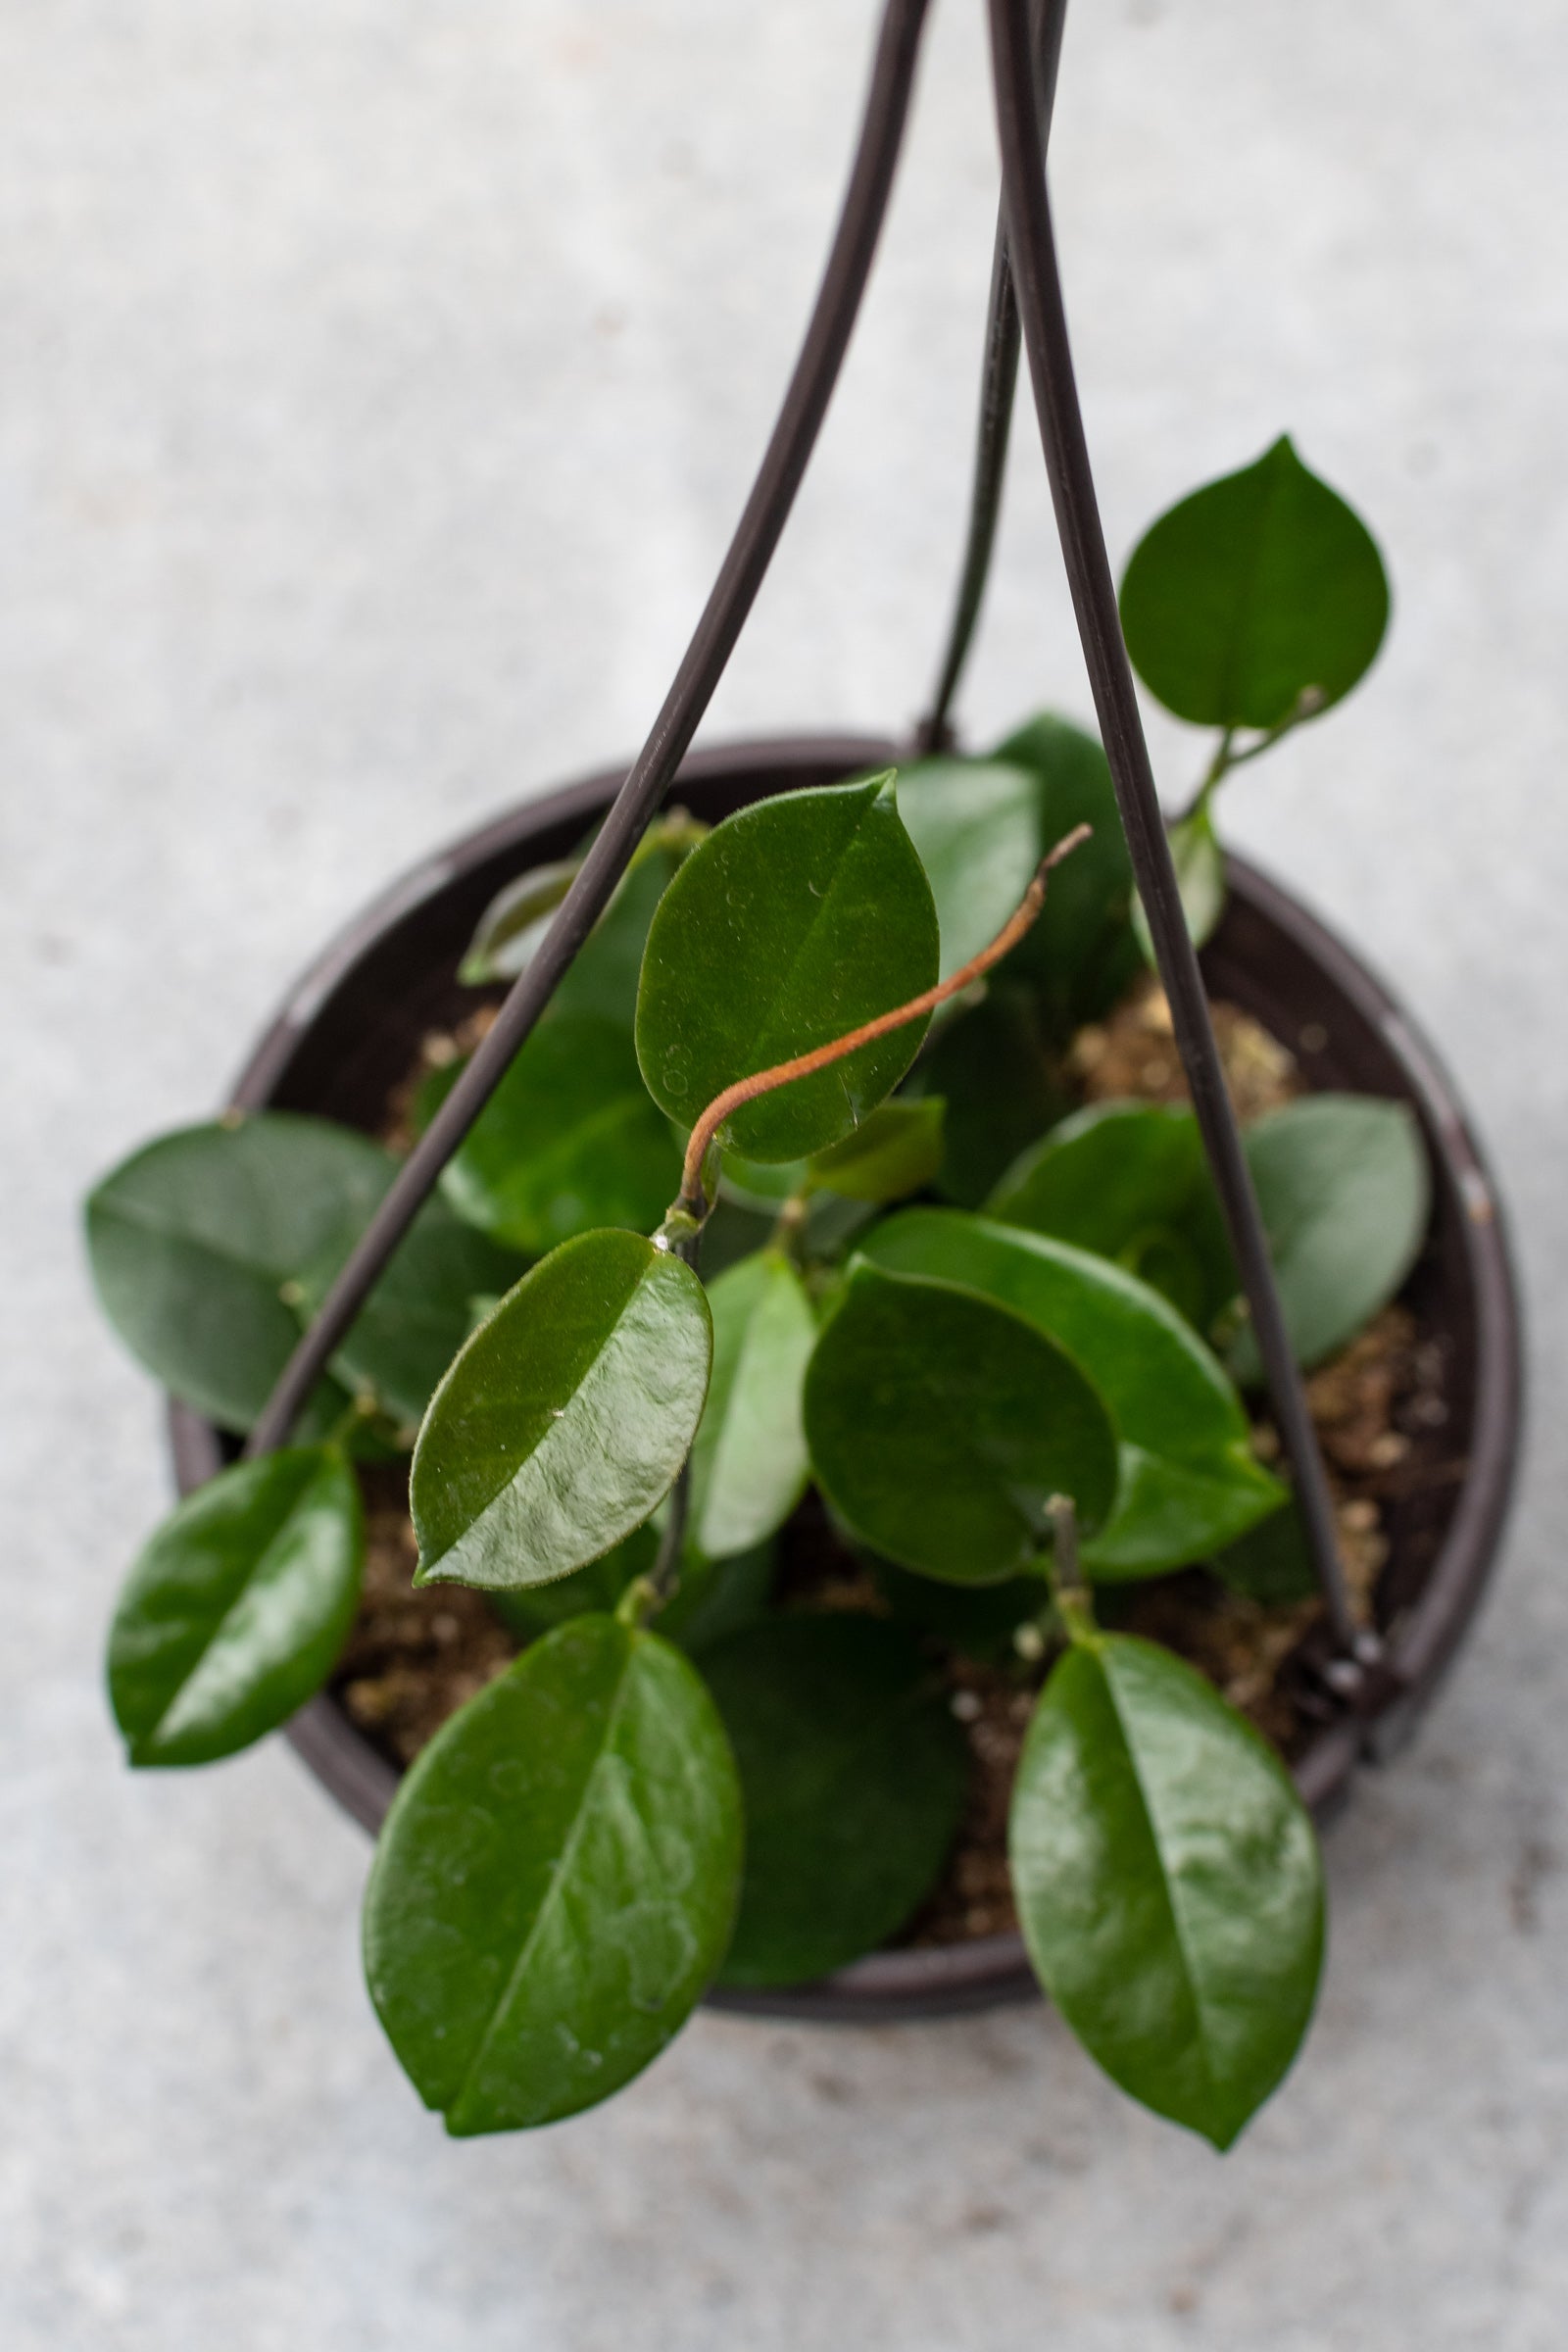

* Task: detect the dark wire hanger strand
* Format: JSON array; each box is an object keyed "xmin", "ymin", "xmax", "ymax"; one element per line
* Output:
[
  {"xmin": 242, "ymin": 0, "xmax": 934, "ymax": 1459},
  {"xmin": 987, "ymin": 0, "xmax": 1375, "ymax": 1670},
  {"xmin": 917, "ymin": 0, "xmax": 1066, "ymax": 752}
]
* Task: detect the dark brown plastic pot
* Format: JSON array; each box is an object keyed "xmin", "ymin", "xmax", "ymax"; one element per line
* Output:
[{"xmin": 169, "ymin": 733, "xmax": 1523, "ymax": 2022}]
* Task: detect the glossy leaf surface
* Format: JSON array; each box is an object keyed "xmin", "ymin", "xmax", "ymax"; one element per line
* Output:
[
  {"xmin": 702, "ymin": 1615, "xmax": 967, "ymax": 1986},
  {"xmin": 892, "ymin": 757, "xmax": 1042, "ymax": 975},
  {"xmin": 989, "ymin": 1101, "xmax": 1236, "ymax": 1333},
  {"xmin": 990, "ymin": 713, "xmax": 1139, "ymax": 1030},
  {"xmin": 1234, "ymin": 1094, "xmax": 1430, "ymax": 1376},
  {"xmin": 364, "ymin": 1616, "xmax": 742, "ymax": 2133},
  {"xmin": 804, "ymin": 1260, "xmax": 1118, "ymax": 1585},
  {"xmin": 440, "ymin": 1013, "xmax": 680, "ymax": 1256},
  {"xmin": 485, "ymin": 1518, "xmax": 660, "ymax": 1639},
  {"xmin": 635, "ymin": 777, "xmax": 940, "ymax": 1162},
  {"xmin": 1010, "ymin": 1634, "xmax": 1324, "ymax": 2147},
  {"xmin": 687, "ymin": 1250, "xmax": 815, "ymax": 1562},
  {"xmin": 1119, "ymin": 437, "xmax": 1390, "ymax": 728},
  {"xmin": 860, "ymin": 1211, "xmax": 1281, "ymax": 1575},
  {"xmin": 807, "ymin": 1098, "xmax": 945, "ymax": 1204},
  {"xmin": 108, "ymin": 1446, "xmax": 363, "ymax": 1766},
  {"xmin": 412, "ymin": 1230, "xmax": 711, "ymax": 1591}
]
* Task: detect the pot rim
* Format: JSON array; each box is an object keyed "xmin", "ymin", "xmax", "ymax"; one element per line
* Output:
[{"xmin": 167, "ymin": 730, "xmax": 1524, "ymax": 2024}]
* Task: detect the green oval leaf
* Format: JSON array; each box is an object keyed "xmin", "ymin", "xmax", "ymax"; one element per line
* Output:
[
  {"xmin": 1119, "ymin": 437, "xmax": 1391, "ymax": 729},
  {"xmin": 439, "ymin": 1013, "xmax": 681, "ymax": 1256},
  {"xmin": 302, "ymin": 1199, "xmax": 520, "ymax": 1431},
  {"xmin": 86, "ymin": 1115, "xmax": 377, "ymax": 1433},
  {"xmin": 804, "ymin": 1259, "xmax": 1118, "ymax": 1585},
  {"xmin": 891, "ymin": 757, "xmax": 1043, "ymax": 975},
  {"xmin": 859, "ymin": 1209, "xmax": 1281, "ymax": 1577},
  {"xmin": 1234, "ymin": 1093, "xmax": 1430, "ymax": 1376},
  {"xmin": 412, "ymin": 1230, "xmax": 711, "ymax": 1591},
  {"xmin": 807, "ymin": 1098, "xmax": 945, "ymax": 1204},
  {"xmin": 989, "ymin": 1101, "xmax": 1236, "ymax": 1333},
  {"xmin": 108, "ymin": 1446, "xmax": 364, "ymax": 1766},
  {"xmin": 364, "ymin": 1615, "xmax": 742, "ymax": 2134},
  {"xmin": 635, "ymin": 776, "xmax": 940, "ymax": 1163},
  {"xmin": 86, "ymin": 1113, "xmax": 519, "ymax": 1434},
  {"xmin": 687, "ymin": 1250, "xmax": 815, "ymax": 1562},
  {"xmin": 701, "ymin": 1615, "xmax": 967, "ymax": 1986},
  {"xmin": 1010, "ymin": 1633, "xmax": 1325, "ymax": 2147}
]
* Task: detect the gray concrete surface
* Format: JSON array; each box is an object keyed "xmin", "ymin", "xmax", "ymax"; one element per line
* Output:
[{"xmin": 5, "ymin": 2, "xmax": 1566, "ymax": 2344}]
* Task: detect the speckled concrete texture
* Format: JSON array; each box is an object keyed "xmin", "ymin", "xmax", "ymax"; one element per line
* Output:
[{"xmin": 4, "ymin": 3, "xmax": 1566, "ymax": 2345}]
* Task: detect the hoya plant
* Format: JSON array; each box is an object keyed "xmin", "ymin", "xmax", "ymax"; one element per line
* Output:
[{"xmin": 89, "ymin": 441, "xmax": 1427, "ymax": 2149}]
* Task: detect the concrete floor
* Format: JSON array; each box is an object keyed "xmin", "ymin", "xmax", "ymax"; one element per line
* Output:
[{"xmin": 5, "ymin": 2, "xmax": 1567, "ymax": 2344}]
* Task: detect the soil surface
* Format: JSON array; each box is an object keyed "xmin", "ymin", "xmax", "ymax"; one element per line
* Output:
[{"xmin": 330, "ymin": 980, "xmax": 1455, "ymax": 1959}]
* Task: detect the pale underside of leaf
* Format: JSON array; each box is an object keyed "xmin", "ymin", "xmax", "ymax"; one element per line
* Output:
[{"xmin": 417, "ymin": 1262, "xmax": 710, "ymax": 1590}]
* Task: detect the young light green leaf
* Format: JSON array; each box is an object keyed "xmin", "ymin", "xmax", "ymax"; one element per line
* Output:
[
  {"xmin": 806, "ymin": 1098, "xmax": 945, "ymax": 1204},
  {"xmin": 1010, "ymin": 1633, "xmax": 1325, "ymax": 2148},
  {"xmin": 989, "ymin": 1100, "xmax": 1236, "ymax": 1333},
  {"xmin": 687, "ymin": 1250, "xmax": 815, "ymax": 1562},
  {"xmin": 458, "ymin": 858, "xmax": 579, "ymax": 985},
  {"xmin": 108, "ymin": 1446, "xmax": 363, "ymax": 1766},
  {"xmin": 364, "ymin": 1615, "xmax": 742, "ymax": 2134},
  {"xmin": 1133, "ymin": 802, "xmax": 1227, "ymax": 961},
  {"xmin": 439, "ymin": 1013, "xmax": 681, "ymax": 1257},
  {"xmin": 1119, "ymin": 436, "xmax": 1391, "ymax": 729},
  {"xmin": 411, "ymin": 1230, "xmax": 711, "ymax": 1591},
  {"xmin": 891, "ymin": 757, "xmax": 1043, "ymax": 976},
  {"xmin": 702, "ymin": 1615, "xmax": 967, "ymax": 1986},
  {"xmin": 635, "ymin": 777, "xmax": 941, "ymax": 1163},
  {"xmin": 989, "ymin": 713, "xmax": 1139, "ymax": 1031},
  {"xmin": 1233, "ymin": 1094, "xmax": 1430, "ymax": 1377},
  {"xmin": 858, "ymin": 1210, "xmax": 1282, "ymax": 1576},
  {"xmin": 804, "ymin": 1259, "xmax": 1119, "ymax": 1585},
  {"xmin": 459, "ymin": 812, "xmax": 705, "ymax": 998}
]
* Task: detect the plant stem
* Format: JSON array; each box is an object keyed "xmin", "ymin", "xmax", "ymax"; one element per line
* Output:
[
  {"xmin": 641, "ymin": 1213, "xmax": 705, "ymax": 1616},
  {"xmin": 673, "ymin": 821, "xmax": 1091, "ymax": 1217},
  {"xmin": 1045, "ymin": 1494, "xmax": 1096, "ymax": 1643},
  {"xmin": 1179, "ymin": 690, "xmax": 1325, "ymax": 824}
]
